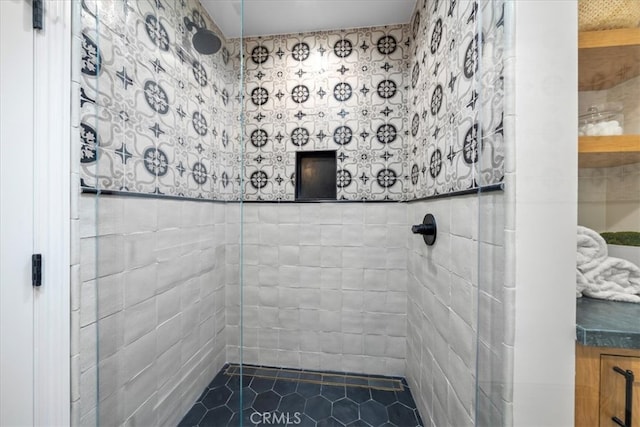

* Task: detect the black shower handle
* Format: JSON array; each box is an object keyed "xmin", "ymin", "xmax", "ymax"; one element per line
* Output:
[
  {"xmin": 411, "ymin": 224, "xmax": 435, "ymax": 235},
  {"xmin": 412, "ymin": 214, "xmax": 437, "ymax": 246}
]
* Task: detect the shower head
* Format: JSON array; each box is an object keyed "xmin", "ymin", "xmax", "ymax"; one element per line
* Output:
[
  {"xmin": 183, "ymin": 17, "xmax": 222, "ymax": 55},
  {"xmin": 192, "ymin": 29, "xmax": 222, "ymax": 55}
]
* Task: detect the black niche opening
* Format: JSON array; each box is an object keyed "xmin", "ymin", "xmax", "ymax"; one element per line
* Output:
[{"xmin": 295, "ymin": 151, "xmax": 337, "ymax": 201}]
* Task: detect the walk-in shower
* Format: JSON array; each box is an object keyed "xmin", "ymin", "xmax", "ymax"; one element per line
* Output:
[{"xmin": 73, "ymin": 0, "xmax": 510, "ymax": 425}]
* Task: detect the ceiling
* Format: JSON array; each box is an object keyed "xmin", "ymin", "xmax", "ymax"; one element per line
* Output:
[{"xmin": 200, "ymin": 0, "xmax": 418, "ymax": 38}]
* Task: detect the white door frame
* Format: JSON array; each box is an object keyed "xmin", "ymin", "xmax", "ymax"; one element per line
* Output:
[
  {"xmin": 1, "ymin": 1, "xmax": 36, "ymax": 424},
  {"xmin": 34, "ymin": 0, "xmax": 72, "ymax": 424},
  {"xmin": 0, "ymin": 0, "xmax": 72, "ymax": 426}
]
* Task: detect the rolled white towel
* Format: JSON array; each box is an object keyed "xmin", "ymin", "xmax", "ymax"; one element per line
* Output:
[
  {"xmin": 577, "ymin": 226, "xmax": 608, "ymax": 271},
  {"xmin": 582, "ymin": 256, "xmax": 640, "ymax": 303},
  {"xmin": 576, "ymin": 270, "xmax": 589, "ymax": 298}
]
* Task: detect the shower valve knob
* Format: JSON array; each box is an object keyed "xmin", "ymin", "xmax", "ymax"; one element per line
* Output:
[
  {"xmin": 412, "ymin": 214, "xmax": 437, "ymax": 246},
  {"xmin": 411, "ymin": 224, "xmax": 434, "ymax": 234}
]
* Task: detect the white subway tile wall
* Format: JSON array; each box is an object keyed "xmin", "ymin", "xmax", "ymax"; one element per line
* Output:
[
  {"xmin": 76, "ymin": 195, "xmax": 227, "ymax": 426},
  {"xmin": 406, "ymin": 192, "xmax": 507, "ymax": 426},
  {"xmin": 225, "ymin": 203, "xmax": 408, "ymax": 377}
]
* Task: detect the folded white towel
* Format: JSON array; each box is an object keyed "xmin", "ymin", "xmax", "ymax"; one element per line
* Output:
[
  {"xmin": 581, "ymin": 258, "xmax": 640, "ymax": 302},
  {"xmin": 577, "ymin": 226, "xmax": 608, "ymax": 271},
  {"xmin": 577, "ymin": 226, "xmax": 640, "ymax": 303},
  {"xmin": 576, "ymin": 270, "xmax": 589, "ymax": 298}
]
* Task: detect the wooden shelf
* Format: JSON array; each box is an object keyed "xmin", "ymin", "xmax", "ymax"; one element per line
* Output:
[
  {"xmin": 579, "ymin": 28, "xmax": 640, "ymax": 49},
  {"xmin": 579, "ymin": 135, "xmax": 640, "ymax": 167},
  {"xmin": 578, "ymin": 28, "xmax": 640, "ymax": 91}
]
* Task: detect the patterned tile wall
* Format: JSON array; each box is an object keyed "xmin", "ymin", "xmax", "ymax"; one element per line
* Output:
[
  {"xmin": 79, "ymin": 0, "xmax": 504, "ymax": 203},
  {"xmin": 406, "ymin": 0, "xmax": 504, "ymax": 199},
  {"xmin": 79, "ymin": 0, "xmax": 241, "ymax": 201},
  {"xmin": 242, "ymin": 26, "xmax": 410, "ymax": 201}
]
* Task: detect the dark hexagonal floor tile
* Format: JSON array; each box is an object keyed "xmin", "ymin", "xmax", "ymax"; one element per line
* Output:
[
  {"xmin": 207, "ymin": 369, "xmax": 228, "ymax": 389},
  {"xmin": 305, "ymin": 395, "xmax": 332, "ymax": 421},
  {"xmin": 228, "ymin": 409, "xmax": 254, "ymax": 427},
  {"xmin": 387, "ymin": 402, "xmax": 419, "ymax": 426},
  {"xmin": 226, "ymin": 374, "xmax": 251, "ymax": 391},
  {"xmin": 278, "ymin": 392, "xmax": 306, "ymax": 413},
  {"xmin": 370, "ymin": 389, "xmax": 397, "ymax": 406},
  {"xmin": 250, "ymin": 377, "xmax": 276, "ymax": 393},
  {"xmin": 297, "ymin": 381, "xmax": 321, "ymax": 398},
  {"xmin": 332, "ymin": 398, "xmax": 359, "ymax": 425},
  {"xmin": 182, "ymin": 366, "xmax": 425, "ymax": 427},
  {"xmin": 360, "ymin": 400, "xmax": 388, "ymax": 427},
  {"xmin": 177, "ymin": 402, "xmax": 207, "ymax": 426},
  {"xmin": 396, "ymin": 388, "xmax": 417, "ymax": 409},
  {"xmin": 253, "ymin": 390, "xmax": 282, "ymax": 413},
  {"xmin": 317, "ymin": 417, "xmax": 346, "ymax": 427},
  {"xmin": 201, "ymin": 386, "xmax": 232, "ymax": 410},
  {"xmin": 321, "ymin": 384, "xmax": 346, "ymax": 402},
  {"xmin": 347, "ymin": 386, "xmax": 371, "ymax": 403},
  {"xmin": 297, "ymin": 414, "xmax": 316, "ymax": 426},
  {"xmin": 199, "ymin": 405, "xmax": 232, "ymax": 426},
  {"xmin": 226, "ymin": 386, "xmax": 256, "ymax": 412},
  {"xmin": 273, "ymin": 379, "xmax": 297, "ymax": 396}
]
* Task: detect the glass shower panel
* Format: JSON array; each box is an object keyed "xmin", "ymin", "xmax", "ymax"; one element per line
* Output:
[
  {"xmin": 475, "ymin": 0, "xmax": 511, "ymax": 426},
  {"xmin": 75, "ymin": 0, "xmax": 244, "ymax": 425},
  {"xmin": 74, "ymin": 0, "xmax": 101, "ymax": 423},
  {"xmin": 238, "ymin": 2, "xmax": 422, "ymax": 426},
  {"xmin": 235, "ymin": 0, "xmax": 513, "ymax": 425}
]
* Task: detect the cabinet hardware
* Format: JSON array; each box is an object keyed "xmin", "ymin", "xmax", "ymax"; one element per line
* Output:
[{"xmin": 612, "ymin": 366, "xmax": 634, "ymax": 427}]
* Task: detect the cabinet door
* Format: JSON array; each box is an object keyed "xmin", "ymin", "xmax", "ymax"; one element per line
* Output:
[{"xmin": 600, "ymin": 355, "xmax": 640, "ymax": 426}]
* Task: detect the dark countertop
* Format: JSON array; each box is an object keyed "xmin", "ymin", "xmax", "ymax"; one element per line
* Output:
[{"xmin": 576, "ymin": 297, "xmax": 640, "ymax": 349}]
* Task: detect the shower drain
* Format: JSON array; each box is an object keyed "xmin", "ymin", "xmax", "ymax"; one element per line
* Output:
[{"xmin": 224, "ymin": 364, "xmax": 404, "ymax": 392}]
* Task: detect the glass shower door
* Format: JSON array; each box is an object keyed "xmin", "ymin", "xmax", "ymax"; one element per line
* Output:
[{"xmin": 74, "ymin": 0, "xmax": 244, "ymax": 424}]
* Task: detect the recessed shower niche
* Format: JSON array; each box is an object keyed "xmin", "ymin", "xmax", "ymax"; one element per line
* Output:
[{"xmin": 295, "ymin": 151, "xmax": 337, "ymax": 201}]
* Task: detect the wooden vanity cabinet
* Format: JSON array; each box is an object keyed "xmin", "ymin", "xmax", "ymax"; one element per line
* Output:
[{"xmin": 576, "ymin": 344, "xmax": 640, "ymax": 426}]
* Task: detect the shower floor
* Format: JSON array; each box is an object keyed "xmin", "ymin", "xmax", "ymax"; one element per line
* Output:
[{"xmin": 179, "ymin": 364, "xmax": 423, "ymax": 427}]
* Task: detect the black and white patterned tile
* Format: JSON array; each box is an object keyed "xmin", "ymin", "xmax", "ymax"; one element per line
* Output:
[
  {"xmin": 79, "ymin": 0, "xmax": 503, "ymax": 202},
  {"xmin": 406, "ymin": 0, "xmax": 505, "ymax": 199},
  {"xmin": 79, "ymin": 0, "xmax": 241, "ymax": 200},
  {"xmin": 242, "ymin": 25, "xmax": 410, "ymax": 202}
]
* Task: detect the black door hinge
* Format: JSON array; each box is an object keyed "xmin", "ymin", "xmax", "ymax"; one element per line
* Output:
[
  {"xmin": 33, "ymin": 0, "xmax": 43, "ymax": 30},
  {"xmin": 32, "ymin": 254, "xmax": 42, "ymax": 287}
]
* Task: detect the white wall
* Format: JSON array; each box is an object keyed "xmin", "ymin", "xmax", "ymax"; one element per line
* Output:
[
  {"xmin": 225, "ymin": 202, "xmax": 408, "ymax": 376},
  {"xmin": 73, "ymin": 196, "xmax": 227, "ymax": 426},
  {"xmin": 579, "ymin": 164, "xmax": 640, "ymax": 232},
  {"xmin": 510, "ymin": 1, "xmax": 577, "ymax": 426}
]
